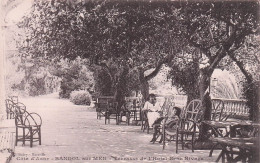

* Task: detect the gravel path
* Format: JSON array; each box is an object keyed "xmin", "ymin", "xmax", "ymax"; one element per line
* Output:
[{"xmin": 11, "ymin": 93, "xmax": 219, "ymax": 163}]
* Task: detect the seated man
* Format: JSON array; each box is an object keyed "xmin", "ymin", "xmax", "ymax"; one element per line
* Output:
[{"xmin": 142, "ymin": 94, "xmax": 162, "ymax": 128}]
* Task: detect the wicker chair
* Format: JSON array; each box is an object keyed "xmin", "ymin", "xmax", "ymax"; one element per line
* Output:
[
  {"xmin": 14, "ymin": 105, "xmax": 42, "ymax": 147},
  {"xmin": 175, "ymin": 99, "xmax": 202, "ymax": 153}
]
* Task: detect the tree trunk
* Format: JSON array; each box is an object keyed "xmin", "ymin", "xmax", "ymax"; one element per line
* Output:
[
  {"xmin": 140, "ymin": 80, "xmax": 149, "ymax": 102},
  {"xmin": 138, "ymin": 69, "xmax": 149, "ymax": 102},
  {"xmin": 244, "ymin": 79, "xmax": 259, "ymax": 122},
  {"xmin": 198, "ymin": 68, "xmax": 212, "ymax": 140},
  {"xmin": 114, "ymin": 67, "xmax": 129, "ymax": 109},
  {"xmin": 186, "ymin": 91, "xmax": 200, "ymax": 106}
]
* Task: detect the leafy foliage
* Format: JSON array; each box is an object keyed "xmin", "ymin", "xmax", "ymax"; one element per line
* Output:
[
  {"xmin": 17, "ymin": 0, "xmax": 187, "ymax": 102},
  {"xmin": 51, "ymin": 57, "xmax": 94, "ymax": 98},
  {"xmin": 169, "ymin": 50, "xmax": 200, "ymax": 102},
  {"xmin": 17, "ymin": 1, "xmax": 259, "ymax": 121},
  {"xmin": 70, "ymin": 90, "xmax": 91, "ymax": 105}
]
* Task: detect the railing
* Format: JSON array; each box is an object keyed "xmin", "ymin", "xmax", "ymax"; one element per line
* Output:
[
  {"xmin": 212, "ymin": 98, "xmax": 249, "ymax": 119},
  {"xmin": 155, "ymin": 94, "xmax": 187, "ymax": 109},
  {"xmin": 173, "ymin": 95, "xmax": 188, "ymax": 109}
]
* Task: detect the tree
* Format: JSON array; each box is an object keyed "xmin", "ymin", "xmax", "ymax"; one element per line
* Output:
[
  {"xmin": 173, "ymin": 1, "xmax": 259, "ymax": 139},
  {"xmin": 17, "ymin": 0, "xmax": 259, "ymax": 124},
  {"xmin": 168, "ymin": 47, "xmax": 201, "ymax": 103},
  {"xmin": 218, "ymin": 34, "xmax": 260, "ymax": 120},
  {"xmin": 18, "ymin": 0, "xmax": 185, "ymax": 106}
]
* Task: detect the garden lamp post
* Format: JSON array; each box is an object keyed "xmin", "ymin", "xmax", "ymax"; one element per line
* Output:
[{"xmin": 211, "ymin": 78, "xmax": 218, "ymax": 97}]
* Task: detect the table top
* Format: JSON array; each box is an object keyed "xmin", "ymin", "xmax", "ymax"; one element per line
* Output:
[
  {"xmin": 203, "ymin": 120, "xmax": 260, "ymax": 128},
  {"xmin": 209, "ymin": 137, "xmax": 259, "ymax": 151}
]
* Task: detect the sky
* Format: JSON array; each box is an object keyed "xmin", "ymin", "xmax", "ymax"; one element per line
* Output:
[{"xmin": 5, "ymin": 0, "xmax": 33, "ymax": 25}]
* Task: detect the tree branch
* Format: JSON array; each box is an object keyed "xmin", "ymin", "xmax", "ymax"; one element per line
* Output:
[
  {"xmin": 228, "ymin": 52, "xmax": 253, "ymax": 82},
  {"xmin": 208, "ymin": 45, "xmax": 226, "ymax": 74},
  {"xmin": 144, "ymin": 54, "xmax": 173, "ymax": 81}
]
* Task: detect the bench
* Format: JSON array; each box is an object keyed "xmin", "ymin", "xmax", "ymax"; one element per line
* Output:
[{"xmin": 0, "ymin": 130, "xmax": 15, "ymax": 163}]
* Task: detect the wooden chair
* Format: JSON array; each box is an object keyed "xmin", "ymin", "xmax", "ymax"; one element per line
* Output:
[
  {"xmin": 204, "ymin": 99, "xmax": 232, "ymax": 157},
  {"xmin": 14, "ymin": 104, "xmax": 42, "ymax": 147},
  {"xmin": 118, "ymin": 102, "xmax": 131, "ymax": 125},
  {"xmin": 8, "ymin": 96, "xmax": 18, "ymax": 104},
  {"xmin": 96, "ymin": 102, "xmax": 109, "ymax": 120},
  {"xmin": 161, "ymin": 102, "xmax": 180, "ymax": 149},
  {"xmin": 141, "ymin": 110, "xmax": 151, "ymax": 133},
  {"xmin": 175, "ymin": 99, "xmax": 202, "ymax": 153},
  {"xmin": 5, "ymin": 99, "xmax": 16, "ymax": 119},
  {"xmin": 105, "ymin": 101, "xmax": 119, "ymax": 125},
  {"xmin": 151, "ymin": 97, "xmax": 176, "ymax": 145},
  {"xmin": 211, "ymin": 99, "xmax": 233, "ymax": 121},
  {"xmin": 95, "ymin": 96, "xmax": 114, "ymax": 120},
  {"xmin": 125, "ymin": 97, "xmax": 142, "ymax": 123}
]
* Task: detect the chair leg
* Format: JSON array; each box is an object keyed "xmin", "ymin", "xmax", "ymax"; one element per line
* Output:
[
  {"xmin": 39, "ymin": 127, "xmax": 41, "ymax": 145},
  {"xmin": 191, "ymin": 134, "xmax": 194, "ymax": 152},
  {"xmin": 162, "ymin": 129, "xmax": 165, "ymax": 150},
  {"xmin": 209, "ymin": 143, "xmax": 219, "ymax": 157},
  {"xmin": 176, "ymin": 132, "xmax": 179, "ymax": 153},
  {"xmin": 181, "ymin": 133, "xmax": 184, "ymax": 150},
  {"xmin": 22, "ymin": 128, "xmax": 25, "ymax": 145},
  {"xmin": 30, "ymin": 128, "xmax": 33, "ymax": 147},
  {"xmin": 15, "ymin": 127, "xmax": 18, "ymax": 146},
  {"xmin": 216, "ymin": 150, "xmax": 224, "ymax": 162},
  {"xmin": 125, "ymin": 116, "xmax": 128, "ymax": 125}
]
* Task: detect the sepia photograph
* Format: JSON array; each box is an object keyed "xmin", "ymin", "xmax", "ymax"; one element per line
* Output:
[{"xmin": 0, "ymin": 0, "xmax": 259, "ymax": 162}]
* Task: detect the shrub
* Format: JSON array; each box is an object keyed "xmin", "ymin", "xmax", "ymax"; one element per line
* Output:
[
  {"xmin": 55, "ymin": 58, "xmax": 95, "ymax": 99},
  {"xmin": 70, "ymin": 90, "xmax": 91, "ymax": 105}
]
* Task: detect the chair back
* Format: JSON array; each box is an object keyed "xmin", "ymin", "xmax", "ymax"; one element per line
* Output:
[
  {"xmin": 97, "ymin": 96, "xmax": 114, "ymax": 103},
  {"xmin": 96, "ymin": 96, "xmax": 114, "ymax": 112},
  {"xmin": 24, "ymin": 112, "xmax": 42, "ymax": 127},
  {"xmin": 5, "ymin": 99, "xmax": 15, "ymax": 112},
  {"xmin": 13, "ymin": 103, "xmax": 27, "ymax": 126},
  {"xmin": 211, "ymin": 99, "xmax": 225, "ymax": 121},
  {"xmin": 14, "ymin": 105, "xmax": 42, "ymax": 127},
  {"xmin": 108, "ymin": 101, "xmax": 119, "ymax": 113},
  {"xmin": 96, "ymin": 102, "xmax": 109, "ymax": 112},
  {"xmin": 162, "ymin": 97, "xmax": 175, "ymax": 117},
  {"xmin": 182, "ymin": 99, "xmax": 202, "ymax": 122},
  {"xmin": 125, "ymin": 97, "xmax": 142, "ymax": 110},
  {"xmin": 8, "ymin": 96, "xmax": 18, "ymax": 104}
]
